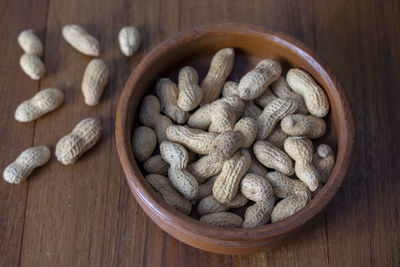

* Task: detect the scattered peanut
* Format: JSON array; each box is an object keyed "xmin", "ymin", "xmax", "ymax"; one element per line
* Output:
[
  {"xmin": 131, "ymin": 126, "xmax": 157, "ymax": 163},
  {"xmin": 18, "ymin": 29, "xmax": 43, "ymax": 57},
  {"xmin": 146, "ymin": 174, "xmax": 192, "ymax": 215},
  {"xmin": 81, "ymin": 59, "xmax": 109, "ymax": 106},
  {"xmin": 166, "ymin": 125, "xmax": 216, "ymax": 154},
  {"xmin": 238, "ymin": 59, "xmax": 281, "ymax": 100},
  {"xmin": 271, "ymin": 190, "xmax": 310, "ymax": 222},
  {"xmin": 15, "ymin": 88, "xmax": 63, "ymax": 122},
  {"xmin": 222, "ymin": 81, "xmax": 239, "ymax": 97},
  {"xmin": 143, "ymin": 155, "xmax": 169, "ymax": 175},
  {"xmin": 286, "ymin": 68, "xmax": 329, "ymax": 117},
  {"xmin": 3, "ymin": 146, "xmax": 50, "ymax": 184},
  {"xmin": 200, "ymin": 212, "xmax": 243, "ymax": 228},
  {"xmin": 198, "ymin": 193, "xmax": 248, "ymax": 216},
  {"xmin": 281, "ymin": 114, "xmax": 326, "ymax": 138},
  {"xmin": 177, "ymin": 66, "xmax": 203, "ymax": 111},
  {"xmin": 270, "ymin": 76, "xmax": 308, "ymax": 114},
  {"xmin": 243, "ymin": 199, "xmax": 275, "ymax": 228},
  {"xmin": 55, "ymin": 118, "xmax": 102, "ymax": 165},
  {"xmin": 312, "ymin": 144, "xmax": 335, "ymax": 183},
  {"xmin": 241, "ymin": 173, "xmax": 274, "ymax": 202},
  {"xmin": 118, "ymin": 26, "xmax": 141, "ymax": 57},
  {"xmin": 208, "ymin": 102, "xmax": 236, "ymax": 133},
  {"xmin": 283, "ymin": 137, "xmax": 320, "ymax": 191},
  {"xmin": 160, "ymin": 141, "xmax": 198, "ymax": 200},
  {"xmin": 200, "ymin": 48, "xmax": 234, "ymax": 105},
  {"xmin": 187, "ymin": 155, "xmax": 223, "ymax": 184},
  {"xmin": 19, "ymin": 53, "xmax": 45, "ymax": 80},
  {"xmin": 62, "ymin": 24, "xmax": 100, "ymax": 56},
  {"xmin": 265, "ymin": 171, "xmax": 310, "ymax": 198}
]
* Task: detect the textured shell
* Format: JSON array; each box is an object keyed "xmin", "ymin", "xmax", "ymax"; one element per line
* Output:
[
  {"xmin": 257, "ymin": 98, "xmax": 297, "ymax": 139},
  {"xmin": 146, "ymin": 174, "xmax": 192, "ymax": 215},
  {"xmin": 242, "ymin": 101, "xmax": 262, "ymax": 119},
  {"xmin": 266, "ymin": 125, "xmax": 288, "ymax": 149},
  {"xmin": 199, "ymin": 212, "xmax": 243, "ymax": 228},
  {"xmin": 143, "ymin": 155, "xmax": 169, "ymax": 175},
  {"xmin": 253, "ymin": 140, "xmax": 294, "ymax": 176},
  {"xmin": 18, "ymin": 29, "xmax": 43, "ymax": 57},
  {"xmin": 286, "ymin": 68, "xmax": 329, "ymax": 117},
  {"xmin": 238, "ymin": 59, "xmax": 281, "ymax": 100},
  {"xmin": 82, "ymin": 59, "xmax": 109, "ymax": 106},
  {"xmin": 248, "ymin": 159, "xmax": 269, "ymax": 178},
  {"xmin": 187, "ymin": 155, "xmax": 223, "ymax": 184},
  {"xmin": 55, "ymin": 118, "xmax": 102, "ymax": 165},
  {"xmin": 281, "ymin": 114, "xmax": 326, "ymax": 138},
  {"xmin": 166, "ymin": 125, "xmax": 217, "ymax": 154},
  {"xmin": 177, "ymin": 66, "xmax": 203, "ymax": 111},
  {"xmin": 313, "ymin": 144, "xmax": 335, "ymax": 184},
  {"xmin": 221, "ymin": 81, "xmax": 239, "ymax": 97},
  {"xmin": 209, "ymin": 102, "xmax": 236, "ymax": 133},
  {"xmin": 19, "ymin": 53, "xmax": 45, "ymax": 80},
  {"xmin": 3, "ymin": 146, "xmax": 50, "ymax": 184},
  {"xmin": 270, "ymin": 76, "xmax": 309, "ymax": 114},
  {"xmin": 271, "ymin": 191, "xmax": 310, "ymax": 223},
  {"xmin": 265, "ymin": 171, "xmax": 310, "ymax": 198},
  {"xmin": 240, "ymin": 173, "xmax": 273, "ymax": 202},
  {"xmin": 139, "ymin": 95, "xmax": 173, "ymax": 143},
  {"xmin": 131, "ymin": 126, "xmax": 157, "ymax": 162},
  {"xmin": 217, "ymin": 96, "xmax": 245, "ymax": 117},
  {"xmin": 118, "ymin": 26, "xmax": 141, "ymax": 57},
  {"xmin": 156, "ymin": 78, "xmax": 188, "ymax": 124},
  {"xmin": 213, "ymin": 149, "xmax": 251, "ymax": 203},
  {"xmin": 283, "ymin": 136, "xmax": 314, "ymax": 162},
  {"xmin": 15, "ymin": 88, "xmax": 64, "ymax": 122},
  {"xmin": 195, "ymin": 176, "xmax": 218, "ymax": 202},
  {"xmin": 160, "ymin": 141, "xmax": 188, "ymax": 169},
  {"xmin": 62, "ymin": 24, "xmax": 100, "ymax": 56},
  {"xmin": 242, "ymin": 198, "xmax": 275, "ymax": 228},
  {"xmin": 198, "ymin": 194, "xmax": 248, "ymax": 216},
  {"xmin": 254, "ymin": 87, "xmax": 278, "ymax": 108},
  {"xmin": 200, "ymin": 48, "xmax": 235, "ymax": 105}
]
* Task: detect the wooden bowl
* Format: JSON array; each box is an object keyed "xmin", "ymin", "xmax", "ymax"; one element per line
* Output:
[{"xmin": 115, "ymin": 23, "xmax": 355, "ymax": 254}]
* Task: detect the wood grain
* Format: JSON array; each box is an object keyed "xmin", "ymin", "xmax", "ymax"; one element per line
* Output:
[{"xmin": 0, "ymin": 0, "xmax": 399, "ymax": 266}]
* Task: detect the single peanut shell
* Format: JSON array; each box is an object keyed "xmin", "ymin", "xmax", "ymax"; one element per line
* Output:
[
  {"xmin": 254, "ymin": 87, "xmax": 278, "ymax": 108},
  {"xmin": 240, "ymin": 173, "xmax": 273, "ymax": 202},
  {"xmin": 118, "ymin": 26, "xmax": 141, "ymax": 57},
  {"xmin": 187, "ymin": 155, "xmax": 223, "ymax": 184},
  {"xmin": 55, "ymin": 118, "xmax": 102, "ymax": 165},
  {"xmin": 200, "ymin": 48, "xmax": 235, "ymax": 105},
  {"xmin": 15, "ymin": 88, "xmax": 63, "ymax": 122},
  {"xmin": 265, "ymin": 124, "xmax": 288, "ymax": 149},
  {"xmin": 270, "ymin": 76, "xmax": 308, "ymax": 114},
  {"xmin": 200, "ymin": 212, "xmax": 243, "ymax": 228},
  {"xmin": 312, "ymin": 144, "xmax": 335, "ymax": 184},
  {"xmin": 82, "ymin": 59, "xmax": 109, "ymax": 106},
  {"xmin": 19, "ymin": 53, "xmax": 45, "ymax": 80},
  {"xmin": 177, "ymin": 66, "xmax": 203, "ymax": 111},
  {"xmin": 271, "ymin": 191, "xmax": 310, "ymax": 223},
  {"xmin": 198, "ymin": 194, "xmax": 248, "ymax": 216},
  {"xmin": 265, "ymin": 171, "xmax": 310, "ymax": 198},
  {"xmin": 62, "ymin": 24, "xmax": 100, "ymax": 56},
  {"xmin": 209, "ymin": 102, "xmax": 236, "ymax": 133},
  {"xmin": 18, "ymin": 29, "xmax": 43, "ymax": 57},
  {"xmin": 3, "ymin": 146, "xmax": 50, "ymax": 184},
  {"xmin": 253, "ymin": 140, "xmax": 294, "ymax": 176},
  {"xmin": 131, "ymin": 126, "xmax": 157, "ymax": 162},
  {"xmin": 286, "ymin": 68, "xmax": 329, "ymax": 117},
  {"xmin": 242, "ymin": 197, "xmax": 275, "ymax": 228},
  {"xmin": 281, "ymin": 114, "xmax": 326, "ymax": 139},
  {"xmin": 143, "ymin": 155, "xmax": 169, "ymax": 175},
  {"xmin": 221, "ymin": 81, "xmax": 239, "ymax": 97}
]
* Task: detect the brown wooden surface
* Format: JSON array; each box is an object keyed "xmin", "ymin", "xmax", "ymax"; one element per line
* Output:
[{"xmin": 0, "ymin": 0, "xmax": 398, "ymax": 266}]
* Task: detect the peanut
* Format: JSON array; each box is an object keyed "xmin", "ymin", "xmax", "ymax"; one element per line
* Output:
[
  {"xmin": 270, "ymin": 76, "xmax": 308, "ymax": 114},
  {"xmin": 281, "ymin": 114, "xmax": 326, "ymax": 138},
  {"xmin": 248, "ymin": 158, "xmax": 269, "ymax": 178},
  {"xmin": 3, "ymin": 145, "xmax": 50, "ymax": 184},
  {"xmin": 139, "ymin": 95, "xmax": 172, "ymax": 143},
  {"xmin": 81, "ymin": 59, "xmax": 109, "ymax": 106},
  {"xmin": 286, "ymin": 68, "xmax": 329, "ymax": 117},
  {"xmin": 265, "ymin": 124, "xmax": 288, "ymax": 149},
  {"xmin": 198, "ymin": 193, "xmax": 248, "ymax": 216},
  {"xmin": 283, "ymin": 137, "xmax": 320, "ymax": 191},
  {"xmin": 238, "ymin": 59, "xmax": 281, "ymax": 100},
  {"xmin": 243, "ymin": 199, "xmax": 275, "ymax": 228},
  {"xmin": 221, "ymin": 81, "xmax": 239, "ymax": 97},
  {"xmin": 143, "ymin": 155, "xmax": 169, "ymax": 175},
  {"xmin": 160, "ymin": 141, "xmax": 198, "ymax": 200},
  {"xmin": 19, "ymin": 53, "xmax": 45, "ymax": 80},
  {"xmin": 15, "ymin": 88, "xmax": 64, "ymax": 122},
  {"xmin": 18, "ymin": 29, "xmax": 43, "ymax": 57},
  {"xmin": 253, "ymin": 140, "xmax": 294, "ymax": 176},
  {"xmin": 165, "ymin": 125, "xmax": 216, "ymax": 154},
  {"xmin": 241, "ymin": 173, "xmax": 274, "ymax": 202},
  {"xmin": 55, "ymin": 118, "xmax": 102, "ymax": 165},
  {"xmin": 62, "ymin": 24, "xmax": 100, "ymax": 56},
  {"xmin": 156, "ymin": 78, "xmax": 189, "ymax": 124},
  {"xmin": 209, "ymin": 117, "xmax": 258, "ymax": 162},
  {"xmin": 271, "ymin": 190, "xmax": 310, "ymax": 222},
  {"xmin": 213, "ymin": 149, "xmax": 251, "ymax": 203},
  {"xmin": 195, "ymin": 175, "xmax": 217, "ymax": 202},
  {"xmin": 145, "ymin": 174, "xmax": 192, "ymax": 215},
  {"xmin": 313, "ymin": 144, "xmax": 335, "ymax": 184},
  {"xmin": 265, "ymin": 171, "xmax": 310, "ymax": 198},
  {"xmin": 131, "ymin": 126, "xmax": 157, "ymax": 162},
  {"xmin": 187, "ymin": 155, "xmax": 223, "ymax": 184},
  {"xmin": 257, "ymin": 98, "xmax": 297, "ymax": 139},
  {"xmin": 199, "ymin": 212, "xmax": 243, "ymax": 228},
  {"xmin": 208, "ymin": 102, "xmax": 236, "ymax": 133},
  {"xmin": 200, "ymin": 48, "xmax": 235, "ymax": 105},
  {"xmin": 177, "ymin": 66, "xmax": 203, "ymax": 111},
  {"xmin": 254, "ymin": 87, "xmax": 278, "ymax": 108},
  {"xmin": 118, "ymin": 26, "xmax": 141, "ymax": 57}
]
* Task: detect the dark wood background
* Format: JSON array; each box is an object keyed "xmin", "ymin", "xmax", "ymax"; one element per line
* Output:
[{"xmin": 0, "ymin": 0, "xmax": 399, "ymax": 266}]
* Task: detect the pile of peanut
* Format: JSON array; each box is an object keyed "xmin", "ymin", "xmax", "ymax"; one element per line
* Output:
[
  {"xmin": 3, "ymin": 25, "xmax": 141, "ymax": 184},
  {"xmin": 133, "ymin": 48, "xmax": 335, "ymax": 228}
]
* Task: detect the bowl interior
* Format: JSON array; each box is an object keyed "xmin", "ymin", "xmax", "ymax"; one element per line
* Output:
[{"xmin": 117, "ymin": 24, "xmax": 354, "ymax": 253}]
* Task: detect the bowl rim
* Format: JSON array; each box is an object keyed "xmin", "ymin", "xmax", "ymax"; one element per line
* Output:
[{"xmin": 115, "ymin": 23, "xmax": 355, "ymax": 246}]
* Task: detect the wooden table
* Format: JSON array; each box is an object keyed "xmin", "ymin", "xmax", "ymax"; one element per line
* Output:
[{"xmin": 1, "ymin": 0, "xmax": 399, "ymax": 266}]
